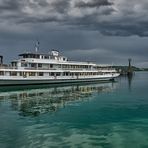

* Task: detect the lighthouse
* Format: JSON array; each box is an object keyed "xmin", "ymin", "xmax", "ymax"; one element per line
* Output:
[{"xmin": 127, "ymin": 58, "xmax": 133, "ymax": 75}]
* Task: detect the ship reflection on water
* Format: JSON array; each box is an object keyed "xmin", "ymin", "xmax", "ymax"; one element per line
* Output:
[{"xmin": 0, "ymin": 82, "xmax": 118, "ymax": 116}]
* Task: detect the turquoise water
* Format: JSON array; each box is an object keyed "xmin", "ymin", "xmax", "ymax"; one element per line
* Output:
[{"xmin": 0, "ymin": 72, "xmax": 148, "ymax": 148}]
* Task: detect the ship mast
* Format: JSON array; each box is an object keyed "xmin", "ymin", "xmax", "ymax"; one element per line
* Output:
[{"xmin": 35, "ymin": 41, "xmax": 40, "ymax": 53}]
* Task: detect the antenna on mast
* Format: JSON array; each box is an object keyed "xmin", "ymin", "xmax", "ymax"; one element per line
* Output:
[{"xmin": 35, "ymin": 41, "xmax": 40, "ymax": 52}]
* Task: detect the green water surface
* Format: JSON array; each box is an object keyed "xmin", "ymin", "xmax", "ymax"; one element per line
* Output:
[{"xmin": 0, "ymin": 72, "xmax": 148, "ymax": 148}]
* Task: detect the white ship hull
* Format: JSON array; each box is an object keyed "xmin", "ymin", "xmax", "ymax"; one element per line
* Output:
[{"xmin": 0, "ymin": 74, "xmax": 119, "ymax": 86}]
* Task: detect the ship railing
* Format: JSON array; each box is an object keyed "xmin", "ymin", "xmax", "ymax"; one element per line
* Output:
[
  {"xmin": 67, "ymin": 61, "xmax": 95, "ymax": 65},
  {"xmin": 0, "ymin": 66, "xmax": 116, "ymax": 72},
  {"xmin": 24, "ymin": 67, "xmax": 57, "ymax": 70},
  {"xmin": 24, "ymin": 67, "xmax": 96, "ymax": 71},
  {"xmin": 61, "ymin": 68, "xmax": 94, "ymax": 71},
  {"xmin": 96, "ymin": 68, "xmax": 116, "ymax": 70},
  {"xmin": 0, "ymin": 66, "xmax": 17, "ymax": 69}
]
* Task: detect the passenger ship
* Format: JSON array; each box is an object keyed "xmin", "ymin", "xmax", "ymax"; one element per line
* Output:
[{"xmin": 0, "ymin": 49, "xmax": 120, "ymax": 85}]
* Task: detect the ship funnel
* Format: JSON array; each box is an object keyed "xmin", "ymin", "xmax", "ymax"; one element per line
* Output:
[{"xmin": 0, "ymin": 56, "xmax": 3, "ymax": 64}]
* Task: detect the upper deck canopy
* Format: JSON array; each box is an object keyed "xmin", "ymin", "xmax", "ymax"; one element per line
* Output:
[
  {"xmin": 18, "ymin": 50, "xmax": 68, "ymax": 62},
  {"xmin": 19, "ymin": 50, "xmax": 59, "ymax": 58},
  {"xmin": 19, "ymin": 53, "xmax": 38, "ymax": 59},
  {"xmin": 19, "ymin": 50, "xmax": 61, "ymax": 58},
  {"xmin": 19, "ymin": 53, "xmax": 50, "ymax": 57}
]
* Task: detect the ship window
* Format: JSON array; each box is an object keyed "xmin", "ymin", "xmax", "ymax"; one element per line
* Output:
[
  {"xmin": 10, "ymin": 71, "xmax": 17, "ymax": 76},
  {"xmin": 63, "ymin": 72, "xmax": 69, "ymax": 76},
  {"xmin": 30, "ymin": 63, "xmax": 36, "ymax": 68},
  {"xmin": 70, "ymin": 73, "xmax": 74, "ymax": 76},
  {"xmin": 56, "ymin": 73, "xmax": 61, "ymax": 76},
  {"xmin": 51, "ymin": 72, "xmax": 55, "ymax": 76},
  {"xmin": 45, "ymin": 56, "xmax": 49, "ymax": 59},
  {"xmin": 50, "ymin": 64, "xmax": 53, "ymax": 68},
  {"xmin": 11, "ymin": 62, "xmax": 17, "ymax": 67},
  {"xmin": 21, "ymin": 63, "xmax": 27, "ymax": 67},
  {"xmin": 0, "ymin": 71, "xmax": 4, "ymax": 75},
  {"xmin": 29, "ymin": 72, "xmax": 36, "ymax": 76},
  {"xmin": 63, "ymin": 58, "xmax": 66, "ymax": 61},
  {"xmin": 28, "ymin": 55, "xmax": 31, "ymax": 58},
  {"xmin": 38, "ymin": 72, "xmax": 44, "ymax": 76},
  {"xmin": 38, "ymin": 64, "xmax": 42, "ymax": 68}
]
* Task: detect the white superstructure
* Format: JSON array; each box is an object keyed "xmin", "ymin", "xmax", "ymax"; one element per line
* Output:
[{"xmin": 0, "ymin": 50, "xmax": 120, "ymax": 85}]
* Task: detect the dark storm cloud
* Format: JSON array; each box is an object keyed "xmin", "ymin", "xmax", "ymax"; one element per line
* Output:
[
  {"xmin": 75, "ymin": 0, "xmax": 113, "ymax": 8},
  {"xmin": 0, "ymin": 0, "xmax": 21, "ymax": 11},
  {"xmin": 51, "ymin": 0, "xmax": 70, "ymax": 13},
  {"xmin": 0, "ymin": 0, "xmax": 70, "ymax": 24},
  {"xmin": 0, "ymin": 0, "xmax": 148, "ymax": 67},
  {"xmin": 37, "ymin": 0, "xmax": 49, "ymax": 7},
  {"xmin": 0, "ymin": 0, "xmax": 148, "ymax": 37},
  {"xmin": 18, "ymin": 16, "xmax": 61, "ymax": 24}
]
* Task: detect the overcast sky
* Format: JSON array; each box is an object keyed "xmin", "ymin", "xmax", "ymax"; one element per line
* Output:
[{"xmin": 0, "ymin": 0, "xmax": 148, "ymax": 67}]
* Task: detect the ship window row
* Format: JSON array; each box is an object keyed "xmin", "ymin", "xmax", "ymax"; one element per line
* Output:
[
  {"xmin": 22, "ymin": 55, "xmax": 49, "ymax": 59},
  {"xmin": 21, "ymin": 54, "xmax": 67, "ymax": 61},
  {"xmin": 1, "ymin": 72, "xmax": 106, "ymax": 77},
  {"xmin": 20, "ymin": 63, "xmax": 92, "ymax": 69},
  {"xmin": 20, "ymin": 63, "xmax": 115, "ymax": 71},
  {"xmin": 0, "ymin": 71, "xmax": 111, "ymax": 77},
  {"xmin": 48, "ymin": 72, "xmax": 101, "ymax": 76}
]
